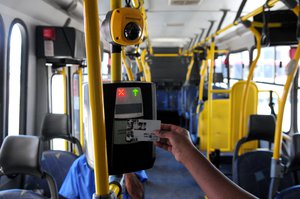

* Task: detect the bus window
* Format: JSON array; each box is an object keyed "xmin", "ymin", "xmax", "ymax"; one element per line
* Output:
[
  {"xmin": 253, "ymin": 47, "xmax": 275, "ymax": 83},
  {"xmin": 215, "ymin": 55, "xmax": 227, "ymax": 87},
  {"xmin": 102, "ymin": 52, "xmax": 110, "ymax": 81},
  {"xmin": 256, "ymin": 83, "xmax": 290, "ymax": 132},
  {"xmin": 51, "ymin": 73, "xmax": 66, "ymax": 150},
  {"xmin": 242, "ymin": 51, "xmax": 250, "ymax": 80},
  {"xmin": 275, "ymin": 46, "xmax": 290, "ymax": 84},
  {"xmin": 7, "ymin": 22, "xmax": 27, "ymax": 136},
  {"xmin": 0, "ymin": 15, "xmax": 4, "ymax": 136},
  {"xmin": 73, "ymin": 73, "xmax": 80, "ymax": 141},
  {"xmin": 229, "ymin": 50, "xmax": 249, "ymax": 84}
]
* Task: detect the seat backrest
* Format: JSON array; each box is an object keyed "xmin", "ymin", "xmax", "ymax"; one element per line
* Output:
[
  {"xmin": 0, "ymin": 136, "xmax": 58, "ymax": 199},
  {"xmin": 42, "ymin": 113, "xmax": 83, "ymax": 155},
  {"xmin": 275, "ymin": 185, "xmax": 300, "ymax": 199},
  {"xmin": 232, "ymin": 114, "xmax": 276, "ymax": 198},
  {"xmin": 233, "ymin": 114, "xmax": 276, "ymax": 160},
  {"xmin": 24, "ymin": 113, "xmax": 81, "ymax": 197},
  {"xmin": 231, "ymin": 81, "xmax": 258, "ymax": 152},
  {"xmin": 24, "ymin": 150, "xmax": 77, "ymax": 197}
]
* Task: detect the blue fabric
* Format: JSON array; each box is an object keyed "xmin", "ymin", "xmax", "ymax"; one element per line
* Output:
[
  {"xmin": 59, "ymin": 155, "xmax": 147, "ymax": 199},
  {"xmin": 0, "ymin": 189, "xmax": 47, "ymax": 199}
]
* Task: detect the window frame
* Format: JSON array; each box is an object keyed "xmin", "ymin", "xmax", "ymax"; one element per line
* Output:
[
  {"xmin": 0, "ymin": 15, "xmax": 5, "ymax": 143},
  {"xmin": 5, "ymin": 19, "xmax": 29, "ymax": 136}
]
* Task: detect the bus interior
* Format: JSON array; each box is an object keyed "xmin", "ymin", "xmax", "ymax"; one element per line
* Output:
[{"xmin": 0, "ymin": 0, "xmax": 300, "ymax": 198}]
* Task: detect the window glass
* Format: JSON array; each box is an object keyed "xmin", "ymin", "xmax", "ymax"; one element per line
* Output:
[
  {"xmin": 229, "ymin": 50, "xmax": 249, "ymax": 80},
  {"xmin": 8, "ymin": 24, "xmax": 22, "ymax": 135},
  {"xmin": 256, "ymin": 83, "xmax": 290, "ymax": 132},
  {"xmin": 253, "ymin": 47, "xmax": 275, "ymax": 83},
  {"xmin": 73, "ymin": 74, "xmax": 80, "ymax": 140},
  {"xmin": 214, "ymin": 55, "xmax": 228, "ymax": 87},
  {"xmin": 242, "ymin": 51, "xmax": 250, "ymax": 80},
  {"xmin": 102, "ymin": 52, "xmax": 110, "ymax": 81},
  {"xmin": 275, "ymin": 46, "xmax": 290, "ymax": 84},
  {"xmin": 51, "ymin": 74, "xmax": 65, "ymax": 114},
  {"xmin": 51, "ymin": 73, "xmax": 66, "ymax": 150}
]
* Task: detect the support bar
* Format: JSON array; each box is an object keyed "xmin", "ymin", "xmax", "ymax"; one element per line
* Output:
[
  {"xmin": 197, "ymin": 28, "xmax": 206, "ymax": 44},
  {"xmin": 234, "ymin": 0, "xmax": 248, "ymax": 24},
  {"xmin": 217, "ymin": 9, "xmax": 229, "ymax": 31},
  {"xmin": 185, "ymin": 0, "xmax": 280, "ymax": 54},
  {"xmin": 205, "ymin": 20, "xmax": 215, "ymax": 39},
  {"xmin": 121, "ymin": 47, "xmax": 134, "ymax": 81},
  {"xmin": 185, "ymin": 57, "xmax": 195, "ymax": 82},
  {"xmin": 83, "ymin": 0, "xmax": 109, "ymax": 196},
  {"xmin": 238, "ymin": 22, "xmax": 262, "ymax": 139}
]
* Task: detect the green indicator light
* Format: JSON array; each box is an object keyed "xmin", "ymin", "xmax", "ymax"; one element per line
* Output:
[{"xmin": 132, "ymin": 88, "xmax": 139, "ymax": 97}]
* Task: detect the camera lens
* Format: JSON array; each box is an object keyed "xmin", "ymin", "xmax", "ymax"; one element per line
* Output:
[{"xmin": 124, "ymin": 22, "xmax": 141, "ymax": 41}]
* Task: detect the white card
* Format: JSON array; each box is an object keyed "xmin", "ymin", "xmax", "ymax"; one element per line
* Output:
[{"xmin": 126, "ymin": 119, "xmax": 161, "ymax": 142}]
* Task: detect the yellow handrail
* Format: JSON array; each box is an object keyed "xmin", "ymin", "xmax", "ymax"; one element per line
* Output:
[
  {"xmin": 258, "ymin": 89, "xmax": 280, "ymax": 101},
  {"xmin": 110, "ymin": 1, "xmax": 122, "ymax": 82},
  {"xmin": 258, "ymin": 89, "xmax": 281, "ymax": 112},
  {"xmin": 185, "ymin": 0, "xmax": 280, "ymax": 54},
  {"xmin": 152, "ymin": 53, "xmax": 180, "ymax": 57},
  {"xmin": 82, "ymin": 0, "xmax": 109, "ymax": 195},
  {"xmin": 141, "ymin": 49, "xmax": 151, "ymax": 82},
  {"xmin": 238, "ymin": 23, "xmax": 261, "ymax": 139},
  {"xmin": 135, "ymin": 57, "xmax": 145, "ymax": 81},
  {"xmin": 207, "ymin": 41, "xmax": 215, "ymax": 158},
  {"xmin": 78, "ymin": 68, "xmax": 84, "ymax": 148},
  {"xmin": 61, "ymin": 68, "xmax": 69, "ymax": 151},
  {"xmin": 273, "ymin": 43, "xmax": 300, "ymax": 160},
  {"xmin": 198, "ymin": 59, "xmax": 208, "ymax": 102},
  {"xmin": 185, "ymin": 57, "xmax": 195, "ymax": 82},
  {"xmin": 210, "ymin": 89, "xmax": 231, "ymax": 94},
  {"xmin": 121, "ymin": 47, "xmax": 134, "ymax": 81}
]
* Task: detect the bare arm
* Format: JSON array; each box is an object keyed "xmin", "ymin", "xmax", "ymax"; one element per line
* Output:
[
  {"xmin": 124, "ymin": 173, "xmax": 144, "ymax": 199},
  {"xmin": 154, "ymin": 123, "xmax": 257, "ymax": 199}
]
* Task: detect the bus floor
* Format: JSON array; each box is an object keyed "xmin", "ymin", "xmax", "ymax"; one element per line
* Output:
[{"xmin": 144, "ymin": 148, "xmax": 205, "ymax": 199}]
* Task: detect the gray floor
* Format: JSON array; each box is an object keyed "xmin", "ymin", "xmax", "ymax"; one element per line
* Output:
[{"xmin": 144, "ymin": 148, "xmax": 205, "ymax": 199}]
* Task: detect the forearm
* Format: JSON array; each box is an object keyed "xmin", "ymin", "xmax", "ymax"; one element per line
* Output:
[{"xmin": 180, "ymin": 147, "xmax": 257, "ymax": 199}]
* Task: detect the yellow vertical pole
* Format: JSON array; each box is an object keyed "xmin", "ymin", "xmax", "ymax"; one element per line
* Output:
[
  {"xmin": 141, "ymin": 49, "xmax": 151, "ymax": 82},
  {"xmin": 238, "ymin": 24, "xmax": 261, "ymax": 139},
  {"xmin": 198, "ymin": 60, "xmax": 207, "ymax": 102},
  {"xmin": 185, "ymin": 57, "xmax": 195, "ymax": 82},
  {"xmin": 78, "ymin": 68, "xmax": 84, "ymax": 148},
  {"xmin": 135, "ymin": 57, "xmax": 145, "ymax": 81},
  {"xmin": 111, "ymin": 0, "xmax": 122, "ymax": 82},
  {"xmin": 82, "ymin": 0, "xmax": 109, "ymax": 196},
  {"xmin": 273, "ymin": 44, "xmax": 300, "ymax": 159},
  {"xmin": 121, "ymin": 47, "xmax": 134, "ymax": 81},
  {"xmin": 62, "ymin": 67, "xmax": 69, "ymax": 151},
  {"xmin": 207, "ymin": 42, "xmax": 215, "ymax": 158}
]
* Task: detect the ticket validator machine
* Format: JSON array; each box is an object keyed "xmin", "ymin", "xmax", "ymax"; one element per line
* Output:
[{"xmin": 84, "ymin": 82, "xmax": 156, "ymax": 174}]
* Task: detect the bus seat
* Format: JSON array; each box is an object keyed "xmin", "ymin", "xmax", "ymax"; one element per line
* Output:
[
  {"xmin": 157, "ymin": 89, "xmax": 169, "ymax": 111},
  {"xmin": 168, "ymin": 88, "xmax": 179, "ymax": 111},
  {"xmin": 189, "ymin": 98, "xmax": 201, "ymax": 145},
  {"xmin": 24, "ymin": 113, "xmax": 81, "ymax": 198},
  {"xmin": 41, "ymin": 113, "xmax": 83, "ymax": 155},
  {"xmin": 0, "ymin": 136, "xmax": 58, "ymax": 199},
  {"xmin": 183, "ymin": 85, "xmax": 198, "ymax": 120},
  {"xmin": 231, "ymin": 81, "xmax": 258, "ymax": 152},
  {"xmin": 275, "ymin": 185, "xmax": 300, "ymax": 199},
  {"xmin": 275, "ymin": 133, "xmax": 300, "ymax": 198},
  {"xmin": 198, "ymin": 99, "xmax": 230, "ymax": 150},
  {"xmin": 232, "ymin": 114, "xmax": 275, "ymax": 199}
]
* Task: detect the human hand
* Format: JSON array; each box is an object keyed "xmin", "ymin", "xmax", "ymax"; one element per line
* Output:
[
  {"xmin": 153, "ymin": 123, "xmax": 195, "ymax": 162},
  {"xmin": 125, "ymin": 173, "xmax": 144, "ymax": 199}
]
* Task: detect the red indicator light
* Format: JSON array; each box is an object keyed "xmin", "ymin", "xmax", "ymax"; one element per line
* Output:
[
  {"xmin": 117, "ymin": 88, "xmax": 126, "ymax": 97},
  {"xmin": 43, "ymin": 28, "xmax": 56, "ymax": 40}
]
